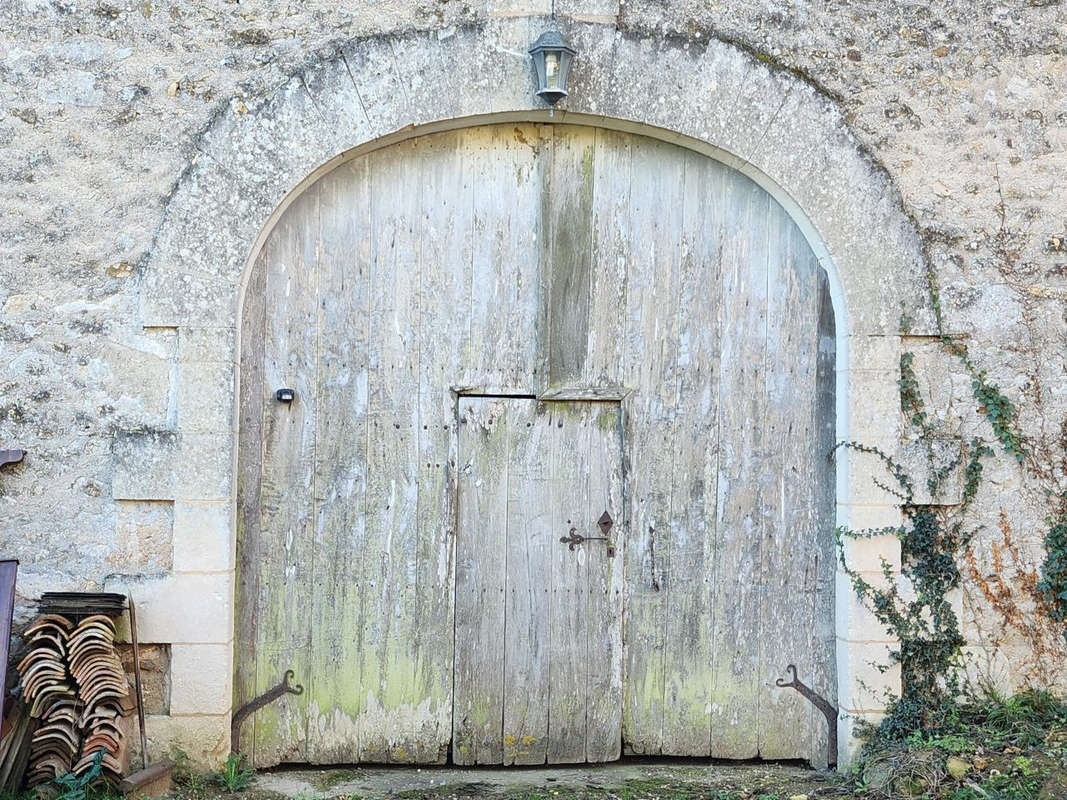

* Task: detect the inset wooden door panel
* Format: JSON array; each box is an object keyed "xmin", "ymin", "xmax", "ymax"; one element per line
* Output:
[{"xmin": 453, "ymin": 398, "xmax": 624, "ymax": 765}]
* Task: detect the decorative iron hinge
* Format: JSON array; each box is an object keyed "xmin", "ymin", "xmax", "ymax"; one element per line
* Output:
[{"xmin": 559, "ymin": 511, "xmax": 616, "ymax": 557}]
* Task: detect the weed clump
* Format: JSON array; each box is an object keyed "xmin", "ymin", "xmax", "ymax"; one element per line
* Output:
[{"xmin": 848, "ymin": 689, "xmax": 1067, "ymax": 799}]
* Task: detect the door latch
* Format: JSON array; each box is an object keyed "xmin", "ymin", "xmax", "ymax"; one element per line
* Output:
[{"xmin": 559, "ymin": 511, "xmax": 616, "ymax": 557}]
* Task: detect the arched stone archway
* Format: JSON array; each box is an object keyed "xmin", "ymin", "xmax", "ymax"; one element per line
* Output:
[{"xmin": 126, "ymin": 17, "xmax": 921, "ymax": 766}]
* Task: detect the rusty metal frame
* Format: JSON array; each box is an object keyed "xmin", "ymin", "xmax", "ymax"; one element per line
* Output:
[
  {"xmin": 230, "ymin": 671, "xmax": 304, "ymax": 756},
  {"xmin": 775, "ymin": 663, "xmax": 839, "ymax": 769},
  {"xmin": 0, "ymin": 561, "xmax": 17, "ymax": 711}
]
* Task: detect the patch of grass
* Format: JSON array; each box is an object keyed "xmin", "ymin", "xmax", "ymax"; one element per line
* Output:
[
  {"xmin": 965, "ymin": 688, "xmax": 1067, "ymax": 748},
  {"xmin": 213, "ymin": 753, "xmax": 256, "ymax": 793},
  {"xmin": 393, "ymin": 783, "xmax": 500, "ymax": 799}
]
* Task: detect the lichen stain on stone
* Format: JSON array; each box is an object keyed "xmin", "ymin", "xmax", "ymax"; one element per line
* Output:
[{"xmin": 106, "ymin": 261, "xmax": 134, "ymax": 278}]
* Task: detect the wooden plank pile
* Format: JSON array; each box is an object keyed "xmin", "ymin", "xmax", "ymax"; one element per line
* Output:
[
  {"xmin": 0, "ymin": 701, "xmax": 33, "ymax": 793},
  {"xmin": 17, "ymin": 610, "xmax": 131, "ymax": 792}
]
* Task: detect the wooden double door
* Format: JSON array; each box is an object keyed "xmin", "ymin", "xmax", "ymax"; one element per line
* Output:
[{"xmin": 236, "ymin": 123, "xmax": 837, "ymax": 768}]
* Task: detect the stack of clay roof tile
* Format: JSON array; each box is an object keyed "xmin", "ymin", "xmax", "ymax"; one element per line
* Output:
[
  {"xmin": 17, "ymin": 612, "xmax": 130, "ymax": 792},
  {"xmin": 18, "ymin": 615, "xmax": 77, "ymax": 789},
  {"xmin": 67, "ymin": 615, "xmax": 128, "ymax": 784}
]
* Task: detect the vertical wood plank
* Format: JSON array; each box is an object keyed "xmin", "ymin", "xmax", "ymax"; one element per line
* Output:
[
  {"xmin": 584, "ymin": 127, "xmax": 632, "ymax": 388},
  {"xmin": 252, "ymin": 188, "xmax": 320, "ymax": 766},
  {"xmin": 235, "ymin": 249, "xmax": 267, "ymax": 760},
  {"xmin": 543, "ymin": 127, "xmax": 596, "ymax": 390},
  {"xmin": 756, "ymin": 205, "xmax": 822, "ymax": 759},
  {"xmin": 708, "ymin": 174, "xmax": 770, "ymax": 759},
  {"xmin": 583, "ymin": 402, "xmax": 625, "ymax": 762},
  {"xmin": 660, "ymin": 152, "xmax": 725, "ymax": 755},
  {"xmin": 358, "ymin": 141, "xmax": 424, "ymax": 763},
  {"xmin": 502, "ymin": 400, "xmax": 551, "ymax": 765},
  {"xmin": 304, "ymin": 160, "xmax": 372, "ymax": 763},
  {"xmin": 545, "ymin": 403, "xmax": 591, "ymax": 763},
  {"xmin": 621, "ymin": 136, "xmax": 688, "ymax": 756},
  {"xmin": 453, "ymin": 398, "xmax": 510, "ymax": 765},
  {"xmin": 465, "ymin": 126, "xmax": 542, "ymax": 394},
  {"xmin": 410, "ymin": 131, "xmax": 471, "ymax": 765}
]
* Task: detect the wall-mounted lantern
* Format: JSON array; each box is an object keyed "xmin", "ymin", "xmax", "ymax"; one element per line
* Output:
[
  {"xmin": 275, "ymin": 388, "xmax": 295, "ymax": 403},
  {"xmin": 529, "ymin": 29, "xmax": 576, "ymax": 105}
]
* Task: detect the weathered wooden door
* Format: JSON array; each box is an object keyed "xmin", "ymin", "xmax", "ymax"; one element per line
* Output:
[
  {"xmin": 453, "ymin": 398, "xmax": 624, "ymax": 766},
  {"xmin": 237, "ymin": 122, "xmax": 836, "ymax": 769}
]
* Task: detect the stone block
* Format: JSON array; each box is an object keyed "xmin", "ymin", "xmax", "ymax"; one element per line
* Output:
[
  {"xmin": 170, "ymin": 643, "xmax": 233, "ymax": 716},
  {"xmin": 106, "ymin": 572, "xmax": 234, "ymax": 645},
  {"xmin": 99, "ymin": 338, "xmax": 174, "ymax": 428},
  {"xmin": 195, "ymin": 94, "xmax": 307, "ymax": 207},
  {"xmin": 177, "ymin": 361, "xmax": 236, "ymax": 434},
  {"xmin": 149, "ymin": 155, "xmax": 272, "ymax": 284},
  {"xmin": 847, "ymin": 334, "xmax": 901, "ymax": 375},
  {"xmin": 299, "ymin": 55, "xmax": 376, "ymax": 148},
  {"xmin": 111, "ymin": 429, "xmax": 179, "ymax": 501},
  {"xmin": 845, "ymin": 369, "xmax": 903, "ymax": 442},
  {"xmin": 903, "ymin": 337, "xmax": 974, "ymax": 428},
  {"xmin": 140, "ymin": 269, "xmax": 239, "ymax": 329},
  {"xmin": 958, "ymin": 645, "xmax": 1067, "ymax": 696},
  {"xmin": 173, "ymin": 500, "xmax": 234, "ymax": 573},
  {"xmin": 837, "ymin": 639, "xmax": 900, "ymax": 713},
  {"xmin": 557, "ymin": 19, "xmax": 627, "ymax": 119},
  {"xmin": 142, "ymin": 714, "xmax": 230, "ymax": 770},
  {"xmin": 837, "ymin": 512, "xmax": 903, "ymax": 573},
  {"xmin": 487, "ymin": 0, "xmax": 551, "ymax": 15},
  {"xmin": 718, "ymin": 69, "xmax": 797, "ymax": 168},
  {"xmin": 557, "ymin": 0, "xmax": 620, "ymax": 18},
  {"xmin": 844, "ymin": 443, "xmax": 910, "ymax": 506},
  {"xmin": 389, "ymin": 28, "xmax": 496, "ymax": 128},
  {"xmin": 596, "ymin": 35, "xmax": 735, "ymax": 145},
  {"xmin": 835, "ymin": 569, "xmax": 901, "ymax": 643},
  {"xmin": 177, "ymin": 433, "xmax": 235, "ymax": 501},
  {"xmin": 111, "ymin": 499, "xmax": 174, "ymax": 573},
  {"xmin": 340, "ymin": 39, "xmax": 415, "ymax": 141},
  {"xmin": 746, "ymin": 78, "xmax": 844, "ymax": 176},
  {"xmin": 178, "ymin": 328, "xmax": 237, "ymax": 364},
  {"xmin": 839, "ymin": 503, "xmax": 904, "ymax": 534},
  {"xmin": 839, "ymin": 709, "xmax": 886, "ymax": 768}
]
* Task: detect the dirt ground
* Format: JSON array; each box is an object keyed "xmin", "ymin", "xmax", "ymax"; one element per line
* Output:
[{"xmin": 243, "ymin": 761, "xmax": 832, "ymax": 800}]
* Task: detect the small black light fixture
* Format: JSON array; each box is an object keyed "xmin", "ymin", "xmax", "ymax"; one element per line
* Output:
[
  {"xmin": 275, "ymin": 388, "xmax": 295, "ymax": 403},
  {"xmin": 529, "ymin": 27, "xmax": 576, "ymax": 106}
]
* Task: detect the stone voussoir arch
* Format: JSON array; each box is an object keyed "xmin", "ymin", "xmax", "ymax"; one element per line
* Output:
[{"xmin": 130, "ymin": 15, "xmax": 922, "ymax": 765}]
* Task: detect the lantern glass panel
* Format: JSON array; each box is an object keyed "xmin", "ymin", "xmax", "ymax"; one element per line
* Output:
[
  {"xmin": 558, "ymin": 51, "xmax": 573, "ymax": 90},
  {"xmin": 545, "ymin": 52, "xmax": 560, "ymax": 88}
]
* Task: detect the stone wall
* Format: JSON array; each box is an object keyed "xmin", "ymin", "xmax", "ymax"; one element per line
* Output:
[{"xmin": 1, "ymin": 0, "xmax": 1064, "ymax": 766}]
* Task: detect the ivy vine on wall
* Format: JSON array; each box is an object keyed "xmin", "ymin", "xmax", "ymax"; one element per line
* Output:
[{"xmin": 837, "ymin": 222, "xmax": 1067, "ymax": 745}]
